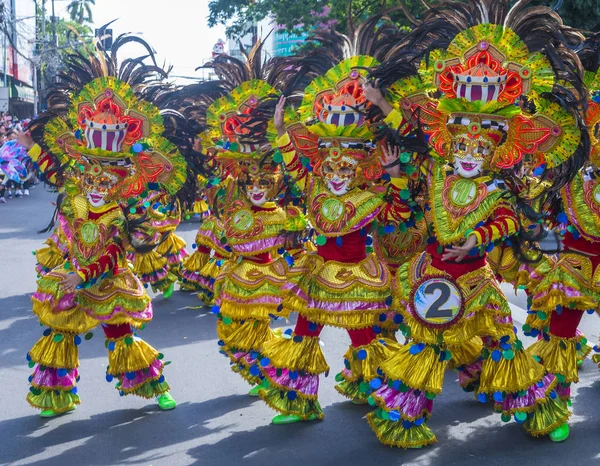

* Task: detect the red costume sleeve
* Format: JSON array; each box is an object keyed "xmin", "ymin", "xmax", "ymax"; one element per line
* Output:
[
  {"xmin": 28, "ymin": 144, "xmax": 61, "ymax": 186},
  {"xmin": 471, "ymin": 205, "xmax": 519, "ymax": 246},
  {"xmin": 77, "ymin": 242, "xmax": 123, "ymax": 282}
]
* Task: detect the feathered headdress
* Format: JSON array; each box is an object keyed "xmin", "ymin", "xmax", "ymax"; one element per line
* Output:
[
  {"xmin": 31, "ymin": 28, "xmax": 187, "ymax": 200},
  {"xmin": 285, "ymin": 12, "xmax": 411, "ymax": 181},
  {"xmin": 179, "ymin": 37, "xmax": 300, "ymax": 179},
  {"xmin": 379, "ymin": 0, "xmax": 586, "ymax": 172}
]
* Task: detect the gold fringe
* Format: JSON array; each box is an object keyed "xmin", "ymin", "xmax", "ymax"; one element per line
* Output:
[
  {"xmin": 32, "ymin": 296, "xmax": 99, "ymax": 335},
  {"xmin": 36, "ymin": 245, "xmax": 65, "ymax": 271},
  {"xmin": 447, "ymin": 337, "xmax": 483, "ymax": 369},
  {"xmin": 341, "ymin": 338, "xmax": 401, "ymax": 382},
  {"xmin": 181, "ymin": 250, "xmax": 210, "ymax": 274},
  {"xmin": 335, "ymin": 338, "xmax": 401, "ymax": 402},
  {"xmin": 262, "ymin": 335, "xmax": 330, "ymax": 375},
  {"xmin": 524, "ymin": 397, "xmax": 571, "ymax": 437},
  {"xmin": 216, "ymin": 318, "xmax": 243, "ymax": 342},
  {"xmin": 380, "ymin": 345, "xmax": 448, "ymax": 394},
  {"xmin": 367, "ymin": 412, "xmax": 437, "ymax": 449},
  {"xmin": 106, "ymin": 336, "xmax": 159, "ymax": 375},
  {"xmin": 527, "ymin": 335, "xmax": 579, "ymax": 383},
  {"xmin": 156, "ymin": 233, "xmax": 187, "ymax": 256},
  {"xmin": 479, "ymin": 349, "xmax": 546, "ymax": 394},
  {"xmin": 117, "ymin": 375, "xmax": 170, "ymax": 399},
  {"xmin": 29, "ymin": 330, "xmax": 79, "ymax": 369},
  {"xmin": 224, "ymin": 319, "xmax": 275, "ymax": 353},
  {"xmin": 131, "ymin": 250, "xmax": 169, "ymax": 275}
]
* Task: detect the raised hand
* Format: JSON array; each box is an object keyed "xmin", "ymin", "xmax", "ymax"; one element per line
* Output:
[
  {"xmin": 441, "ymin": 235, "xmax": 478, "ymax": 262},
  {"xmin": 380, "ymin": 144, "xmax": 401, "ymax": 178}
]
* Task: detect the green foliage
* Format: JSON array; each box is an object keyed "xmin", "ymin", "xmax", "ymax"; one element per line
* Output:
[
  {"xmin": 556, "ymin": 0, "xmax": 600, "ymax": 31},
  {"xmin": 208, "ymin": 0, "xmax": 600, "ymax": 40},
  {"xmin": 67, "ymin": 0, "xmax": 96, "ymax": 25},
  {"xmin": 207, "ymin": 0, "xmax": 425, "ymax": 38}
]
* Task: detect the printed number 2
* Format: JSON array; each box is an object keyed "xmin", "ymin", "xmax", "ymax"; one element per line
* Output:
[{"xmin": 424, "ymin": 282, "xmax": 453, "ymax": 319}]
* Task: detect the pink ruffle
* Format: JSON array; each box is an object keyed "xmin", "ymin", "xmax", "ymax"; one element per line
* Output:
[
  {"xmin": 457, "ymin": 360, "xmax": 482, "ymax": 387},
  {"xmin": 263, "ymin": 366, "xmax": 320, "ymax": 396},
  {"xmin": 33, "ymin": 291, "xmax": 77, "ymax": 311},
  {"xmin": 119, "ymin": 359, "xmax": 164, "ymax": 390},
  {"xmin": 534, "ymin": 285, "xmax": 584, "ymax": 301},
  {"xmin": 218, "ymin": 291, "xmax": 283, "ymax": 307},
  {"xmin": 166, "ymin": 249, "xmax": 188, "ymax": 264},
  {"xmin": 497, "ymin": 373, "xmax": 556, "ymax": 412},
  {"xmin": 230, "ymin": 237, "xmax": 285, "ymax": 256},
  {"xmin": 373, "ymin": 385, "xmax": 434, "ymax": 418},
  {"xmin": 31, "ymin": 366, "xmax": 79, "ymax": 389},
  {"xmin": 83, "ymin": 302, "xmax": 153, "ymax": 322},
  {"xmin": 306, "ymin": 298, "xmax": 387, "ymax": 313}
]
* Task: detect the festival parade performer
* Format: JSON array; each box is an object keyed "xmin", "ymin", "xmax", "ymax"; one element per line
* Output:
[
  {"xmin": 128, "ymin": 190, "xmax": 188, "ymax": 298},
  {"xmin": 363, "ymin": 0, "xmax": 588, "ymax": 447},
  {"xmin": 21, "ymin": 35, "xmax": 188, "ymax": 417},
  {"xmin": 527, "ymin": 33, "xmax": 600, "ymax": 404},
  {"xmin": 179, "ymin": 41, "xmax": 309, "ymax": 395},
  {"xmin": 256, "ymin": 17, "xmax": 424, "ymax": 424}
]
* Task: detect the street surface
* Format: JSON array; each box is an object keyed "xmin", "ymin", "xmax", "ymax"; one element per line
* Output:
[{"xmin": 1, "ymin": 186, "xmax": 599, "ymax": 466}]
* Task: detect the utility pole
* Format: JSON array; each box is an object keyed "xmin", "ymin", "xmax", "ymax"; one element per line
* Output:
[
  {"xmin": 1, "ymin": 1, "xmax": 6, "ymax": 88},
  {"xmin": 50, "ymin": 0, "xmax": 56, "ymax": 47}
]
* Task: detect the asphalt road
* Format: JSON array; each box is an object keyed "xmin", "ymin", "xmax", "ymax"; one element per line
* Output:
[{"xmin": 1, "ymin": 186, "xmax": 600, "ymax": 466}]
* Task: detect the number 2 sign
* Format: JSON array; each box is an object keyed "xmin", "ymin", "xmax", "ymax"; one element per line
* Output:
[{"xmin": 409, "ymin": 276, "xmax": 464, "ymax": 329}]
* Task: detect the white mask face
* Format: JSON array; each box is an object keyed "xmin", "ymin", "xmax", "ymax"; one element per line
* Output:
[
  {"xmin": 454, "ymin": 153, "xmax": 484, "ymax": 179},
  {"xmin": 322, "ymin": 157, "xmax": 356, "ymax": 196},
  {"xmin": 246, "ymin": 185, "xmax": 268, "ymax": 206},
  {"xmin": 86, "ymin": 188, "xmax": 107, "ymax": 208},
  {"xmin": 325, "ymin": 175, "xmax": 352, "ymax": 196}
]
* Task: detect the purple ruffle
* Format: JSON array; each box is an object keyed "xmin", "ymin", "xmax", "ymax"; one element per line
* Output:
[
  {"xmin": 118, "ymin": 359, "xmax": 164, "ymax": 390},
  {"xmin": 307, "ymin": 298, "xmax": 386, "ymax": 313},
  {"xmin": 457, "ymin": 360, "xmax": 482, "ymax": 387},
  {"xmin": 497, "ymin": 373, "xmax": 556, "ymax": 412},
  {"xmin": 373, "ymin": 385, "xmax": 434, "ymax": 418},
  {"xmin": 535, "ymin": 285, "xmax": 584, "ymax": 301},
  {"xmin": 83, "ymin": 302, "xmax": 153, "ymax": 322},
  {"xmin": 219, "ymin": 291, "xmax": 283, "ymax": 307},
  {"xmin": 166, "ymin": 249, "xmax": 188, "ymax": 264},
  {"xmin": 33, "ymin": 291, "xmax": 76, "ymax": 311},
  {"xmin": 556, "ymin": 383, "xmax": 570, "ymax": 399},
  {"xmin": 230, "ymin": 237, "xmax": 285, "ymax": 256},
  {"xmin": 263, "ymin": 366, "xmax": 320, "ymax": 396},
  {"xmin": 31, "ymin": 366, "xmax": 78, "ymax": 389}
]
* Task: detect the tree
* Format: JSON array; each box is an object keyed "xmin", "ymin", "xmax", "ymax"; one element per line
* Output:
[
  {"xmin": 67, "ymin": 0, "xmax": 96, "ymax": 25},
  {"xmin": 208, "ymin": 0, "xmax": 600, "ymax": 39},
  {"xmin": 207, "ymin": 0, "xmax": 425, "ymax": 38}
]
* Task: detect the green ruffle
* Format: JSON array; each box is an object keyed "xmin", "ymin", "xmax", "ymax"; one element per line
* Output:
[
  {"xmin": 367, "ymin": 411, "xmax": 436, "ymax": 448},
  {"xmin": 523, "ymin": 396, "xmax": 570, "ymax": 436},
  {"xmin": 259, "ymin": 383, "xmax": 324, "ymax": 420},
  {"xmin": 27, "ymin": 388, "xmax": 80, "ymax": 412}
]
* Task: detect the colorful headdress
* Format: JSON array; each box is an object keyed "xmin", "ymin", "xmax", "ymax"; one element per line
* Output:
[
  {"xmin": 381, "ymin": 0, "xmax": 586, "ymax": 172},
  {"xmin": 185, "ymin": 38, "xmax": 300, "ymax": 179},
  {"xmin": 31, "ymin": 33, "xmax": 187, "ymax": 199},
  {"xmin": 289, "ymin": 14, "xmax": 408, "ymax": 181}
]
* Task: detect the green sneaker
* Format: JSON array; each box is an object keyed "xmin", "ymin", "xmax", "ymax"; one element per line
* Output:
[
  {"xmin": 577, "ymin": 359, "xmax": 584, "ymax": 368},
  {"xmin": 248, "ymin": 385, "xmax": 261, "ymax": 397},
  {"xmin": 40, "ymin": 405, "xmax": 76, "ymax": 418},
  {"xmin": 163, "ymin": 283, "xmax": 175, "ymax": 299},
  {"xmin": 549, "ymin": 423, "xmax": 569, "ymax": 442},
  {"xmin": 157, "ymin": 392, "xmax": 177, "ymax": 410},
  {"xmin": 272, "ymin": 413, "xmax": 318, "ymax": 425}
]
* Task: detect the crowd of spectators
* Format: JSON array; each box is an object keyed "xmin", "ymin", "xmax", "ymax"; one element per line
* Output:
[{"xmin": 0, "ymin": 113, "xmax": 37, "ymax": 203}]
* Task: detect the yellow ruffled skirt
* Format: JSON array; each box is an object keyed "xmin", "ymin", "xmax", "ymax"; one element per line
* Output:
[{"xmin": 367, "ymin": 252, "xmax": 569, "ymax": 448}]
